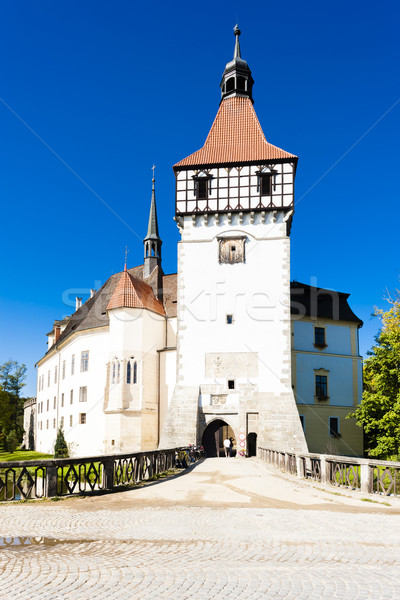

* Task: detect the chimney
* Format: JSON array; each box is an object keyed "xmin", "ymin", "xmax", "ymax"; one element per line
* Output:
[
  {"xmin": 90, "ymin": 289, "xmax": 96, "ymax": 298},
  {"xmin": 54, "ymin": 325, "xmax": 61, "ymax": 343},
  {"xmin": 75, "ymin": 297, "xmax": 82, "ymax": 311}
]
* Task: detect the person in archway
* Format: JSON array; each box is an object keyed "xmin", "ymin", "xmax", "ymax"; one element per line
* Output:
[
  {"xmin": 229, "ymin": 437, "xmax": 234, "ymax": 457},
  {"xmin": 223, "ymin": 437, "xmax": 231, "ymax": 457}
]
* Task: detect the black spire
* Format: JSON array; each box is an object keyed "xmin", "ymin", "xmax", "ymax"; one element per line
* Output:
[
  {"xmin": 143, "ymin": 168, "xmax": 162, "ymax": 278},
  {"xmin": 220, "ymin": 25, "xmax": 254, "ymax": 103}
]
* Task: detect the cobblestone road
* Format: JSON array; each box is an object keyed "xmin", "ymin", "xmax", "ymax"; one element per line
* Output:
[{"xmin": 0, "ymin": 458, "xmax": 400, "ymax": 599}]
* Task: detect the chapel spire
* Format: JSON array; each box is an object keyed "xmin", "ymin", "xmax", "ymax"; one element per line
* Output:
[
  {"xmin": 143, "ymin": 167, "xmax": 162, "ymax": 279},
  {"xmin": 220, "ymin": 25, "xmax": 254, "ymax": 104}
]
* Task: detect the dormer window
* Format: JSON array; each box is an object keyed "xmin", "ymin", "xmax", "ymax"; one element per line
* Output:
[
  {"xmin": 260, "ymin": 173, "xmax": 271, "ymax": 196},
  {"xmin": 193, "ymin": 173, "xmax": 212, "ymax": 200},
  {"xmin": 198, "ymin": 179, "xmax": 207, "ymax": 200}
]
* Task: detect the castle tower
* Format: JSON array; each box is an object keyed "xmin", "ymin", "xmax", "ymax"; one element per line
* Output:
[{"xmin": 160, "ymin": 27, "xmax": 307, "ymax": 455}]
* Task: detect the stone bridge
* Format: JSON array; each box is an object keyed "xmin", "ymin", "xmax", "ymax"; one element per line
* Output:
[{"xmin": 0, "ymin": 457, "xmax": 400, "ymax": 599}]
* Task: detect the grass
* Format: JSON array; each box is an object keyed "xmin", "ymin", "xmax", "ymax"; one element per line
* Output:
[
  {"xmin": 361, "ymin": 497, "xmax": 391, "ymax": 506},
  {"xmin": 0, "ymin": 450, "xmax": 53, "ymax": 462}
]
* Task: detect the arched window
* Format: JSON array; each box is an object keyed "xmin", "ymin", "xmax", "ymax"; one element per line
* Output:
[
  {"xmin": 133, "ymin": 361, "xmax": 137, "ymax": 384},
  {"xmin": 112, "ymin": 361, "xmax": 116, "ymax": 384},
  {"xmin": 117, "ymin": 361, "xmax": 120, "ymax": 384},
  {"xmin": 127, "ymin": 361, "xmax": 131, "ymax": 384}
]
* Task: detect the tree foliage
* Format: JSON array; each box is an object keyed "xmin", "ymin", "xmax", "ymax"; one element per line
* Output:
[
  {"xmin": 0, "ymin": 360, "xmax": 27, "ymax": 447},
  {"xmin": 349, "ymin": 298, "xmax": 400, "ymax": 460},
  {"xmin": 54, "ymin": 428, "xmax": 69, "ymax": 458}
]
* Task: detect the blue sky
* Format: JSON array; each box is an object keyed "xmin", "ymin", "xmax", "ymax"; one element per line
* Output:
[{"xmin": 1, "ymin": 0, "xmax": 399, "ymax": 397}]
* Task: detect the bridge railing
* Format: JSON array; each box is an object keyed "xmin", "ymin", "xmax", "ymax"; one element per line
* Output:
[
  {"xmin": 258, "ymin": 447, "xmax": 400, "ymax": 497},
  {"xmin": 0, "ymin": 446, "xmax": 201, "ymax": 502}
]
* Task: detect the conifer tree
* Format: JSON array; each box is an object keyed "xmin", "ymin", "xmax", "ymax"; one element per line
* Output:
[{"xmin": 54, "ymin": 427, "xmax": 69, "ymax": 458}]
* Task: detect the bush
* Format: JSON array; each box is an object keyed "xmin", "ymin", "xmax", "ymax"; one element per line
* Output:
[
  {"xmin": 54, "ymin": 428, "xmax": 69, "ymax": 458},
  {"xmin": 5, "ymin": 430, "xmax": 19, "ymax": 453}
]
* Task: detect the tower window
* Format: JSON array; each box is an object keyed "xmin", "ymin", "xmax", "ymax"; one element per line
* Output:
[
  {"xmin": 226, "ymin": 314, "xmax": 233, "ymax": 324},
  {"xmin": 260, "ymin": 173, "xmax": 272, "ymax": 196},
  {"xmin": 226, "ymin": 77, "xmax": 235, "ymax": 92},
  {"xmin": 127, "ymin": 361, "xmax": 131, "ymax": 384},
  {"xmin": 228, "ymin": 380, "xmax": 235, "ymax": 390},
  {"xmin": 237, "ymin": 76, "xmax": 246, "ymax": 90},
  {"xmin": 79, "ymin": 413, "xmax": 87, "ymax": 425}
]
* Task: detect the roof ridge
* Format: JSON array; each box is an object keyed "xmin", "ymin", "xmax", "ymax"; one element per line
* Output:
[{"xmin": 174, "ymin": 97, "xmax": 296, "ymax": 168}]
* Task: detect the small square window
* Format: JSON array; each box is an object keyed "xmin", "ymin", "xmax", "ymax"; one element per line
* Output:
[
  {"xmin": 228, "ymin": 380, "xmax": 235, "ymax": 390},
  {"xmin": 226, "ymin": 315, "xmax": 233, "ymax": 324},
  {"xmin": 329, "ymin": 417, "xmax": 339, "ymax": 437}
]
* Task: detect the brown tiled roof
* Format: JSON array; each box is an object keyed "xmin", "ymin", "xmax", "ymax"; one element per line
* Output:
[
  {"xmin": 107, "ymin": 268, "xmax": 165, "ymax": 316},
  {"xmin": 174, "ymin": 96, "xmax": 296, "ymax": 168}
]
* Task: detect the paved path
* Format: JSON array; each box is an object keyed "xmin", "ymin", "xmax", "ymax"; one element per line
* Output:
[{"xmin": 1, "ymin": 457, "xmax": 400, "ymax": 599}]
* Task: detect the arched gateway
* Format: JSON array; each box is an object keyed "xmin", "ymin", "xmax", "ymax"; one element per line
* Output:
[{"xmin": 202, "ymin": 419, "xmax": 236, "ymax": 457}]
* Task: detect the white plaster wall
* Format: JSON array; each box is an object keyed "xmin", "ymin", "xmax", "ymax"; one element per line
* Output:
[
  {"xmin": 159, "ymin": 349, "xmax": 177, "ymax": 433},
  {"xmin": 293, "ymin": 321, "xmax": 352, "ymax": 355},
  {"xmin": 177, "ymin": 212, "xmax": 291, "ymax": 393},
  {"xmin": 107, "ymin": 308, "xmax": 165, "ymax": 412},
  {"xmin": 295, "ymin": 353, "xmax": 355, "ymax": 407},
  {"xmin": 36, "ymin": 328, "xmax": 109, "ymax": 456}
]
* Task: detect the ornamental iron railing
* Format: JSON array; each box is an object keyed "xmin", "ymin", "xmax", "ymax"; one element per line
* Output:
[
  {"xmin": 258, "ymin": 447, "xmax": 400, "ymax": 497},
  {"xmin": 0, "ymin": 447, "xmax": 201, "ymax": 502}
]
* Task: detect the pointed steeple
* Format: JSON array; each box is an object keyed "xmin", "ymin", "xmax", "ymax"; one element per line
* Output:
[
  {"xmin": 220, "ymin": 25, "xmax": 254, "ymax": 104},
  {"xmin": 143, "ymin": 167, "xmax": 162, "ymax": 278}
]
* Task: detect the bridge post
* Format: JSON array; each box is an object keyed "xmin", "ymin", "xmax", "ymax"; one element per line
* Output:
[
  {"xmin": 46, "ymin": 465, "xmax": 58, "ymax": 497},
  {"xmin": 103, "ymin": 458, "xmax": 115, "ymax": 490},
  {"xmin": 360, "ymin": 461, "xmax": 373, "ymax": 494}
]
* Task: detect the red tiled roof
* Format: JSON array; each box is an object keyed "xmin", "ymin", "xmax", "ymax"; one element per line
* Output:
[
  {"xmin": 174, "ymin": 96, "xmax": 296, "ymax": 168},
  {"xmin": 107, "ymin": 268, "xmax": 165, "ymax": 316}
]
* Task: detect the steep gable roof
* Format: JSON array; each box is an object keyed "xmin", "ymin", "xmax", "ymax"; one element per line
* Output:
[
  {"xmin": 107, "ymin": 268, "xmax": 165, "ymax": 315},
  {"xmin": 174, "ymin": 96, "xmax": 296, "ymax": 168}
]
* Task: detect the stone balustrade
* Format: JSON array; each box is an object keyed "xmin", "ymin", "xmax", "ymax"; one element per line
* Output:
[
  {"xmin": 0, "ymin": 446, "xmax": 202, "ymax": 502},
  {"xmin": 258, "ymin": 447, "xmax": 400, "ymax": 497}
]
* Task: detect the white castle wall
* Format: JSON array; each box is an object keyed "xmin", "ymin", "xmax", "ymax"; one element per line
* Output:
[{"xmin": 36, "ymin": 327, "xmax": 109, "ymax": 456}]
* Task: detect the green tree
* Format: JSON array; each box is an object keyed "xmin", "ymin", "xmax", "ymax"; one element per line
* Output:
[
  {"xmin": 0, "ymin": 360, "xmax": 27, "ymax": 444},
  {"xmin": 54, "ymin": 428, "xmax": 69, "ymax": 458},
  {"xmin": 5, "ymin": 430, "xmax": 19, "ymax": 453},
  {"xmin": 348, "ymin": 298, "xmax": 400, "ymax": 460}
]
